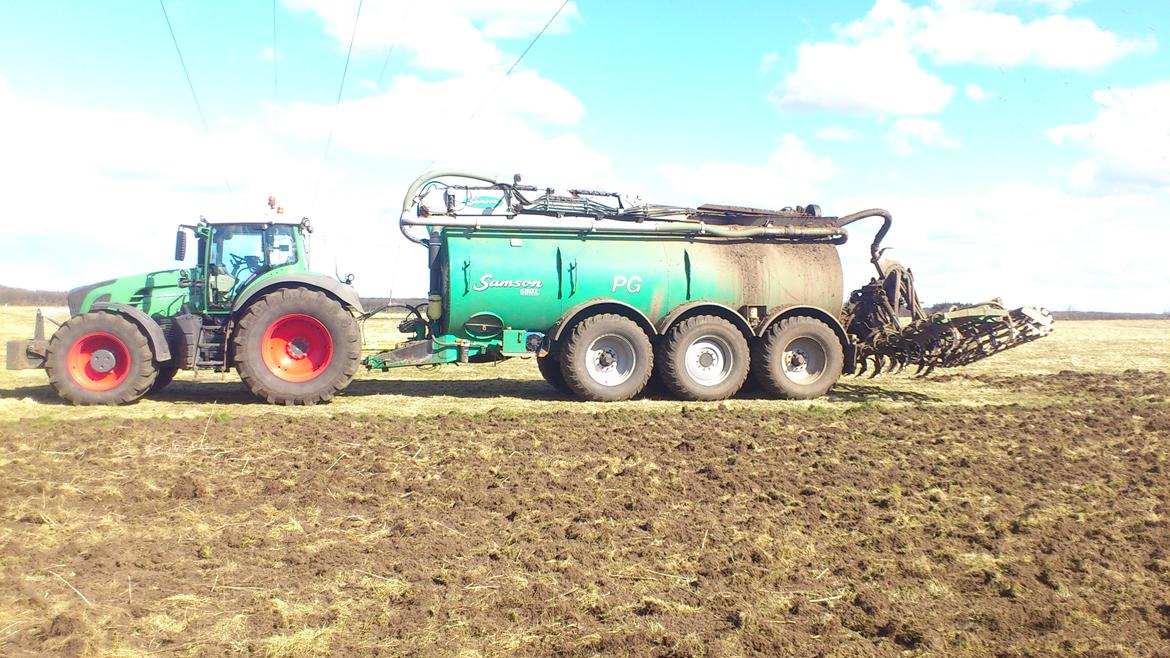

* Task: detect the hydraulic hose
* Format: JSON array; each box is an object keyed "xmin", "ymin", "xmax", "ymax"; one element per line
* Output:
[
  {"xmin": 400, "ymin": 170, "xmax": 503, "ymax": 246},
  {"xmin": 834, "ymin": 208, "xmax": 894, "ymax": 278},
  {"xmin": 397, "ymin": 171, "xmax": 894, "ymax": 245}
]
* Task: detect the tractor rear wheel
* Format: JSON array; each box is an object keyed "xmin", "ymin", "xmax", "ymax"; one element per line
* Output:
[
  {"xmin": 657, "ymin": 315, "xmax": 750, "ymax": 401},
  {"xmin": 753, "ymin": 316, "xmax": 843, "ymax": 399},
  {"xmin": 559, "ymin": 314, "xmax": 653, "ymax": 401},
  {"xmin": 234, "ymin": 288, "xmax": 360, "ymax": 405},
  {"xmin": 45, "ymin": 312, "xmax": 158, "ymax": 405}
]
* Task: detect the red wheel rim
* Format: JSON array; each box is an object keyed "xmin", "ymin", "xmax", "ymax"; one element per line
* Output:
[
  {"xmin": 66, "ymin": 332, "xmax": 131, "ymax": 392},
  {"xmin": 260, "ymin": 314, "xmax": 334, "ymax": 383}
]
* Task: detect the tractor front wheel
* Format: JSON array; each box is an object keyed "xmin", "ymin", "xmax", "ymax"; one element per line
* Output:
[
  {"xmin": 234, "ymin": 288, "xmax": 360, "ymax": 405},
  {"xmin": 45, "ymin": 312, "xmax": 158, "ymax": 405}
]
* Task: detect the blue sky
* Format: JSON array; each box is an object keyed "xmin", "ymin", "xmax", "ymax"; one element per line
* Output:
[{"xmin": 1, "ymin": 0, "xmax": 1167, "ymax": 311}]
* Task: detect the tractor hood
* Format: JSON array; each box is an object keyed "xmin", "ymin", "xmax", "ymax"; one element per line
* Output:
[{"xmin": 67, "ymin": 269, "xmax": 190, "ymax": 317}]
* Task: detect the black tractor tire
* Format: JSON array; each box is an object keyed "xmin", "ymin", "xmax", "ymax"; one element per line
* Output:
[
  {"xmin": 657, "ymin": 315, "xmax": 750, "ymax": 401},
  {"xmin": 753, "ymin": 316, "xmax": 844, "ymax": 400},
  {"xmin": 233, "ymin": 288, "xmax": 360, "ymax": 405},
  {"xmin": 536, "ymin": 350, "xmax": 570, "ymax": 394},
  {"xmin": 150, "ymin": 366, "xmax": 179, "ymax": 393},
  {"xmin": 44, "ymin": 312, "xmax": 158, "ymax": 405},
  {"xmin": 559, "ymin": 314, "xmax": 653, "ymax": 402}
]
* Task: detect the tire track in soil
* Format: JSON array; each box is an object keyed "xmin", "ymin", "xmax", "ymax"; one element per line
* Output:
[{"xmin": 1, "ymin": 370, "xmax": 1168, "ymax": 656}]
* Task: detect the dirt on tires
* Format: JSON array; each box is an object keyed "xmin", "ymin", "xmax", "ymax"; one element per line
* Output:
[{"xmin": 1, "ymin": 370, "xmax": 1168, "ymax": 656}]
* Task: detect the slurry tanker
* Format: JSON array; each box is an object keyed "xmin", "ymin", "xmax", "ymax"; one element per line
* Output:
[{"xmin": 7, "ymin": 172, "xmax": 1052, "ymax": 404}]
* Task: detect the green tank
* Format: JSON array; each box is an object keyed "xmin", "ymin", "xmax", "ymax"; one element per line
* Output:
[
  {"xmin": 440, "ymin": 230, "xmax": 843, "ymax": 341},
  {"xmin": 367, "ymin": 171, "xmax": 1051, "ymax": 403},
  {"xmin": 365, "ymin": 171, "xmax": 869, "ymax": 403}
]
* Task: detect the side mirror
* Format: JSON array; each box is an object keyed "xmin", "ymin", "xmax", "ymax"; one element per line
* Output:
[{"xmin": 175, "ymin": 230, "xmax": 187, "ymax": 261}]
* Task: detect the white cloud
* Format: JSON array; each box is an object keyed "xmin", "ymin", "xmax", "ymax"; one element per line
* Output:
[
  {"xmin": 260, "ymin": 47, "xmax": 283, "ymax": 62},
  {"xmin": 816, "ymin": 126, "xmax": 863, "ymax": 142},
  {"xmin": 1021, "ymin": 0, "xmax": 1081, "ymax": 10},
  {"xmin": 0, "ymin": 59, "xmax": 613, "ymax": 298},
  {"xmin": 964, "ymin": 83, "xmax": 991, "ymax": 101},
  {"xmin": 282, "ymin": 0, "xmax": 581, "ymax": 75},
  {"xmin": 657, "ymin": 135, "xmax": 835, "ymax": 208},
  {"xmin": 773, "ymin": 37, "xmax": 953, "ymax": 116},
  {"xmin": 886, "ymin": 117, "xmax": 960, "ymax": 155},
  {"xmin": 2, "ymin": 2, "xmax": 605, "ymax": 299},
  {"xmin": 772, "ymin": 0, "xmax": 1152, "ymax": 117},
  {"xmin": 831, "ymin": 183, "xmax": 1168, "ymax": 312},
  {"xmin": 935, "ymin": 0, "xmax": 1083, "ymax": 9},
  {"xmin": 1048, "ymin": 81, "xmax": 1170, "ymax": 191},
  {"xmin": 758, "ymin": 52, "xmax": 780, "ymax": 76},
  {"xmin": 0, "ymin": 74, "xmax": 335, "ymax": 288},
  {"xmin": 916, "ymin": 11, "xmax": 1154, "ymax": 70},
  {"xmin": 270, "ymin": 69, "xmax": 608, "ymax": 186}
]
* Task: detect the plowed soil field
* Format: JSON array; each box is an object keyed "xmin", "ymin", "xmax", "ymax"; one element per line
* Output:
[{"xmin": 2, "ymin": 370, "xmax": 1168, "ymax": 656}]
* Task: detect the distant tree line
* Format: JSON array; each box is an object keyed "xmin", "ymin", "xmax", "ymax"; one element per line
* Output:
[
  {"xmin": 925, "ymin": 301, "xmax": 1168, "ymax": 321},
  {"xmin": 0, "ymin": 285, "xmax": 67, "ymax": 306}
]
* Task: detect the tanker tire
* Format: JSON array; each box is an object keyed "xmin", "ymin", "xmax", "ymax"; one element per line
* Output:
[
  {"xmin": 657, "ymin": 315, "xmax": 750, "ymax": 401},
  {"xmin": 536, "ymin": 351, "xmax": 570, "ymax": 394},
  {"xmin": 559, "ymin": 314, "xmax": 653, "ymax": 402},
  {"xmin": 234, "ymin": 288, "xmax": 360, "ymax": 405},
  {"xmin": 45, "ymin": 312, "xmax": 158, "ymax": 405},
  {"xmin": 149, "ymin": 366, "xmax": 178, "ymax": 393},
  {"xmin": 754, "ymin": 316, "xmax": 843, "ymax": 400}
]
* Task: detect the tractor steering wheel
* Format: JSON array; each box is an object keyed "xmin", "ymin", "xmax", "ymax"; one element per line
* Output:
[{"xmin": 228, "ymin": 253, "xmax": 262, "ymax": 278}]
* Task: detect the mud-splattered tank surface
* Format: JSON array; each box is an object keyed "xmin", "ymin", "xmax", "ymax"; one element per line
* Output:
[{"xmin": 441, "ymin": 229, "xmax": 843, "ymax": 338}]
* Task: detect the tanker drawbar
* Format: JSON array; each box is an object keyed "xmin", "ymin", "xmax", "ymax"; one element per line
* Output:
[{"xmin": 361, "ymin": 171, "xmax": 1053, "ymax": 401}]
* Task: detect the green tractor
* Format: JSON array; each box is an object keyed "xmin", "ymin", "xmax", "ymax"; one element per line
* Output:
[{"xmin": 6, "ymin": 213, "xmax": 363, "ymax": 405}]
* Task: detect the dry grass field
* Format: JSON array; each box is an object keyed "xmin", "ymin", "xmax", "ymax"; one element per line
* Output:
[{"xmin": 1, "ymin": 305, "xmax": 1168, "ymax": 656}]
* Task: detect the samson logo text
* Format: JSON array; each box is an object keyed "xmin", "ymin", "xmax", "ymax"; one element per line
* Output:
[{"xmin": 473, "ymin": 274, "xmax": 544, "ymax": 294}]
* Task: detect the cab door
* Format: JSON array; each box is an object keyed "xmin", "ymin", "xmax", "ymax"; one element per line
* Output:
[{"xmin": 204, "ymin": 225, "xmax": 267, "ymax": 312}]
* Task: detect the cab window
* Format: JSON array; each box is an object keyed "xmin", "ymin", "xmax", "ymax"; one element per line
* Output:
[
  {"xmin": 269, "ymin": 225, "xmax": 297, "ymax": 267},
  {"xmin": 211, "ymin": 226, "xmax": 265, "ymax": 280},
  {"xmin": 207, "ymin": 224, "xmax": 298, "ymax": 306}
]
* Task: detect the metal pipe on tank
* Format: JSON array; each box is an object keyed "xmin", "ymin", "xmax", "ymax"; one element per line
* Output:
[{"xmin": 400, "ymin": 212, "xmax": 847, "ymax": 242}]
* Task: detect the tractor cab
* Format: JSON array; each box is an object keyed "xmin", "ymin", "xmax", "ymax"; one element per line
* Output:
[
  {"xmin": 8, "ymin": 195, "xmax": 364, "ymax": 406},
  {"xmin": 175, "ymin": 216, "xmax": 311, "ymax": 312}
]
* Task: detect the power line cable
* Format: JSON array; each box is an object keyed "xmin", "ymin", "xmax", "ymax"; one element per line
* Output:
[
  {"xmin": 313, "ymin": 0, "xmax": 365, "ymax": 207},
  {"xmin": 158, "ymin": 0, "xmax": 233, "ymax": 194},
  {"xmin": 469, "ymin": 0, "xmax": 569, "ymax": 123},
  {"xmin": 272, "ymin": 0, "xmax": 279, "ymax": 103},
  {"xmin": 420, "ymin": 0, "xmax": 569, "ymax": 173},
  {"xmin": 375, "ymin": 1, "xmax": 411, "ymax": 90}
]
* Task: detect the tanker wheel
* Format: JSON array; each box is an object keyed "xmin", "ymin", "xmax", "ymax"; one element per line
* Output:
[
  {"xmin": 233, "ymin": 288, "xmax": 361, "ymax": 405},
  {"xmin": 536, "ymin": 349, "xmax": 570, "ymax": 394},
  {"xmin": 149, "ymin": 366, "xmax": 179, "ymax": 393},
  {"xmin": 657, "ymin": 315, "xmax": 750, "ymax": 401},
  {"xmin": 559, "ymin": 314, "xmax": 653, "ymax": 402},
  {"xmin": 44, "ymin": 312, "xmax": 158, "ymax": 405},
  {"xmin": 754, "ymin": 316, "xmax": 843, "ymax": 400}
]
